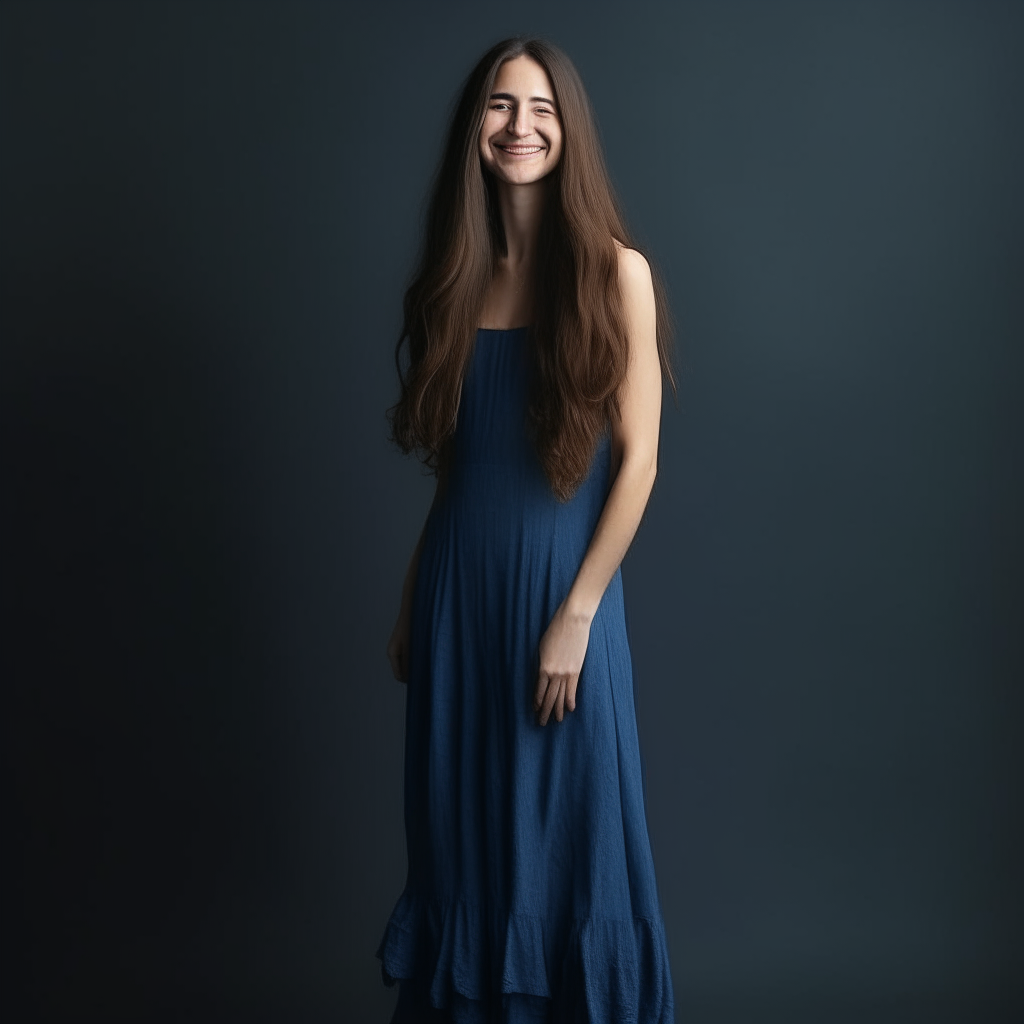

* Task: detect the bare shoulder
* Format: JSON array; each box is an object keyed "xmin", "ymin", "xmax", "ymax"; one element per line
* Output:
[
  {"xmin": 613, "ymin": 240, "xmax": 655, "ymax": 321},
  {"xmin": 613, "ymin": 239, "xmax": 651, "ymax": 275}
]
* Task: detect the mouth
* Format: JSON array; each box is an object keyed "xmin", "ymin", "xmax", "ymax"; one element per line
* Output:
[{"xmin": 495, "ymin": 143, "xmax": 545, "ymax": 158}]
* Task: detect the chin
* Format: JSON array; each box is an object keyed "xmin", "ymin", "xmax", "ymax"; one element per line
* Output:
[{"xmin": 502, "ymin": 165, "xmax": 551, "ymax": 184}]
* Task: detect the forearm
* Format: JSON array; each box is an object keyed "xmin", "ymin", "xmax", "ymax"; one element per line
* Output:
[
  {"xmin": 400, "ymin": 471, "xmax": 446, "ymax": 614},
  {"xmin": 564, "ymin": 453, "xmax": 657, "ymax": 622},
  {"xmin": 399, "ymin": 527, "xmax": 426, "ymax": 614}
]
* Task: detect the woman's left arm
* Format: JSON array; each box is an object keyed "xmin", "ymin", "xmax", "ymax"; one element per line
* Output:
[{"xmin": 534, "ymin": 247, "xmax": 662, "ymax": 726}]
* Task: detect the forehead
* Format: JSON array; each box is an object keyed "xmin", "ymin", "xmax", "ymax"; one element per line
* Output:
[{"xmin": 492, "ymin": 55, "xmax": 555, "ymax": 101}]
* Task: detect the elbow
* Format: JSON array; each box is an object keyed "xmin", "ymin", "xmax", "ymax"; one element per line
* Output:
[
  {"xmin": 639, "ymin": 446, "xmax": 657, "ymax": 481},
  {"xmin": 622, "ymin": 450, "xmax": 657, "ymax": 488}
]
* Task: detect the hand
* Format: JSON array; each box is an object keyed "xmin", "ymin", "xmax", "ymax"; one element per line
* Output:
[
  {"xmin": 387, "ymin": 605, "xmax": 412, "ymax": 682},
  {"xmin": 533, "ymin": 600, "xmax": 593, "ymax": 726}
]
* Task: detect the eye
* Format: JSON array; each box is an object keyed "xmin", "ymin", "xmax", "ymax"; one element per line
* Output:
[{"xmin": 491, "ymin": 103, "xmax": 511, "ymax": 112}]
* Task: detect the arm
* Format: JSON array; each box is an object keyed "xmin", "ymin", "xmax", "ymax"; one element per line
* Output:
[
  {"xmin": 387, "ymin": 472, "xmax": 445, "ymax": 682},
  {"xmin": 533, "ymin": 246, "xmax": 661, "ymax": 725},
  {"xmin": 386, "ymin": 526, "xmax": 424, "ymax": 683}
]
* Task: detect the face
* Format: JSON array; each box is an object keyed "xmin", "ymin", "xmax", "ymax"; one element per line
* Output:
[{"xmin": 478, "ymin": 55, "xmax": 563, "ymax": 185}]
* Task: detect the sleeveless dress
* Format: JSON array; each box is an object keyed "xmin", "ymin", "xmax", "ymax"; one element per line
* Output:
[{"xmin": 376, "ymin": 327, "xmax": 675, "ymax": 1024}]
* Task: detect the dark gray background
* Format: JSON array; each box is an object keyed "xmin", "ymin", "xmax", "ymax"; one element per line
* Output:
[{"xmin": 2, "ymin": 1, "xmax": 1021, "ymax": 1021}]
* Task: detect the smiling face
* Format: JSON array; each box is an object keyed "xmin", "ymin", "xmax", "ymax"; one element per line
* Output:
[{"xmin": 478, "ymin": 55, "xmax": 563, "ymax": 186}]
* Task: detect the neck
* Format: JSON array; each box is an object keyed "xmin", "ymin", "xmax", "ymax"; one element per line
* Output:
[{"xmin": 494, "ymin": 177, "xmax": 548, "ymax": 269}]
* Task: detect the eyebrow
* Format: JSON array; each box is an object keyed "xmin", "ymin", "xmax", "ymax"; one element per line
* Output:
[{"xmin": 489, "ymin": 91, "xmax": 556, "ymax": 105}]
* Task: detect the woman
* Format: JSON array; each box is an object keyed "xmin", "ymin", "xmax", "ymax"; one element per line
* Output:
[{"xmin": 377, "ymin": 35, "xmax": 677, "ymax": 1024}]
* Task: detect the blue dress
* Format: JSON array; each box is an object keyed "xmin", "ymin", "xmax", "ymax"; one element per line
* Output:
[{"xmin": 376, "ymin": 327, "xmax": 675, "ymax": 1024}]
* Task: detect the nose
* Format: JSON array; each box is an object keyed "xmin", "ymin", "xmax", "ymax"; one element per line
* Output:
[{"xmin": 506, "ymin": 105, "xmax": 531, "ymax": 138}]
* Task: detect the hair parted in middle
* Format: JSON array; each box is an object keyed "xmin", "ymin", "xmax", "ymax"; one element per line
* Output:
[{"xmin": 387, "ymin": 35, "xmax": 677, "ymax": 503}]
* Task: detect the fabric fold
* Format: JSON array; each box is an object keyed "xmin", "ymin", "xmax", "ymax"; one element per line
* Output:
[{"xmin": 376, "ymin": 891, "xmax": 674, "ymax": 1023}]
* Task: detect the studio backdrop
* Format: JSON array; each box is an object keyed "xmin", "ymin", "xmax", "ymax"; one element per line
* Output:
[{"xmin": 2, "ymin": 2, "xmax": 1021, "ymax": 1022}]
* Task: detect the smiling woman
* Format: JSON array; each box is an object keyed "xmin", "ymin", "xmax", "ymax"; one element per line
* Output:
[
  {"xmin": 479, "ymin": 61, "xmax": 563, "ymax": 183},
  {"xmin": 376, "ymin": 35, "xmax": 677, "ymax": 1024}
]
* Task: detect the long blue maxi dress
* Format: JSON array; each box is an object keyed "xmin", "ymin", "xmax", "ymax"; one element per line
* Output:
[{"xmin": 376, "ymin": 326, "xmax": 675, "ymax": 1024}]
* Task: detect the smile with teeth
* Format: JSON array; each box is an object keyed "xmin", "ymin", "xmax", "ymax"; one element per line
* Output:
[{"xmin": 497, "ymin": 143, "xmax": 545, "ymax": 156}]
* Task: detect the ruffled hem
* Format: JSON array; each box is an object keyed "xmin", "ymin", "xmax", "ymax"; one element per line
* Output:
[{"xmin": 375, "ymin": 890, "xmax": 674, "ymax": 1024}]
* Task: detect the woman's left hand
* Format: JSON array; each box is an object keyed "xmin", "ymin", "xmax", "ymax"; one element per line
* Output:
[{"xmin": 534, "ymin": 600, "xmax": 594, "ymax": 726}]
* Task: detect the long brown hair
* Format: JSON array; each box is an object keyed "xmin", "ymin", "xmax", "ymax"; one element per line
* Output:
[{"xmin": 387, "ymin": 35, "xmax": 676, "ymax": 502}]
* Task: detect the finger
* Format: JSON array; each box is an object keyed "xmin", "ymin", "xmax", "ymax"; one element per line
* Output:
[
  {"xmin": 546, "ymin": 677, "xmax": 560, "ymax": 723},
  {"xmin": 536, "ymin": 678, "xmax": 549, "ymax": 725},
  {"xmin": 534, "ymin": 672, "xmax": 549, "ymax": 713},
  {"xmin": 553, "ymin": 677, "xmax": 566, "ymax": 722},
  {"xmin": 565, "ymin": 674, "xmax": 578, "ymax": 713},
  {"xmin": 542, "ymin": 676, "xmax": 561, "ymax": 726},
  {"xmin": 539, "ymin": 674, "xmax": 561, "ymax": 727}
]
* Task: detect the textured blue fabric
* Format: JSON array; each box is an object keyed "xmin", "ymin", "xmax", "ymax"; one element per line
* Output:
[{"xmin": 377, "ymin": 327, "xmax": 675, "ymax": 1024}]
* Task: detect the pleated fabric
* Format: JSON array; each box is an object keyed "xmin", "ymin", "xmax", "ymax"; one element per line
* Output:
[{"xmin": 376, "ymin": 327, "xmax": 675, "ymax": 1024}]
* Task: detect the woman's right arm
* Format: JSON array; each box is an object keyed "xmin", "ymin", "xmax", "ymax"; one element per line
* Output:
[
  {"xmin": 386, "ymin": 525, "xmax": 426, "ymax": 684},
  {"xmin": 386, "ymin": 472, "xmax": 445, "ymax": 682}
]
